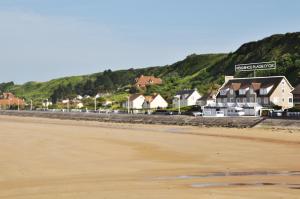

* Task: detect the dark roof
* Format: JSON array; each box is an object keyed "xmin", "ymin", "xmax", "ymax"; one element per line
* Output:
[
  {"xmin": 292, "ymin": 84, "xmax": 300, "ymax": 95},
  {"xmin": 199, "ymin": 91, "xmax": 217, "ymax": 100},
  {"xmin": 175, "ymin": 89, "xmax": 197, "ymax": 99},
  {"xmin": 217, "ymin": 76, "xmax": 285, "ymax": 98}
]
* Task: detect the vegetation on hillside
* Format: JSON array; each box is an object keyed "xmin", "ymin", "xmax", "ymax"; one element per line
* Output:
[{"xmin": 1, "ymin": 32, "xmax": 300, "ymax": 107}]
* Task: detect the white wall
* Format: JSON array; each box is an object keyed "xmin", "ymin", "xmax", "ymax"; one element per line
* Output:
[
  {"xmin": 149, "ymin": 95, "xmax": 168, "ymax": 109},
  {"xmin": 131, "ymin": 95, "xmax": 145, "ymax": 109}
]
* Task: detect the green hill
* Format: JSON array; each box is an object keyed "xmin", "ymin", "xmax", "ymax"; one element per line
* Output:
[{"xmin": 1, "ymin": 32, "xmax": 300, "ymax": 105}]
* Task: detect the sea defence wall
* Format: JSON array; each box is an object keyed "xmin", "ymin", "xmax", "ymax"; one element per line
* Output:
[{"xmin": 0, "ymin": 110, "xmax": 264, "ymax": 128}]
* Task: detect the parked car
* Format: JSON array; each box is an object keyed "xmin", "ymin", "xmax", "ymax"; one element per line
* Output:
[
  {"xmin": 216, "ymin": 111, "xmax": 225, "ymax": 117},
  {"xmin": 192, "ymin": 111, "xmax": 203, "ymax": 117},
  {"xmin": 182, "ymin": 111, "xmax": 203, "ymax": 116},
  {"xmin": 152, "ymin": 110, "xmax": 169, "ymax": 115}
]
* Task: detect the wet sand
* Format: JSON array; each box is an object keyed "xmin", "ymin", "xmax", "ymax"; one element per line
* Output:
[{"xmin": 0, "ymin": 115, "xmax": 300, "ymax": 199}]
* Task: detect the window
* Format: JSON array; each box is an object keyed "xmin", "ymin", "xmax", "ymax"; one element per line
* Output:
[
  {"xmin": 243, "ymin": 98, "xmax": 247, "ymax": 103},
  {"xmin": 230, "ymin": 98, "xmax": 235, "ymax": 103},
  {"xmin": 239, "ymin": 89, "xmax": 246, "ymax": 95},
  {"xmin": 257, "ymin": 98, "xmax": 261, "ymax": 104},
  {"xmin": 236, "ymin": 98, "xmax": 240, "ymax": 103},
  {"xmin": 230, "ymin": 89, "xmax": 234, "ymax": 95},
  {"xmin": 264, "ymin": 98, "xmax": 269, "ymax": 104},
  {"xmin": 289, "ymin": 98, "xmax": 293, "ymax": 103},
  {"xmin": 223, "ymin": 98, "xmax": 227, "ymax": 103},
  {"xmin": 260, "ymin": 88, "xmax": 268, "ymax": 95},
  {"xmin": 282, "ymin": 98, "xmax": 285, "ymax": 102},
  {"xmin": 220, "ymin": 89, "xmax": 227, "ymax": 95},
  {"xmin": 282, "ymin": 89, "xmax": 285, "ymax": 93}
]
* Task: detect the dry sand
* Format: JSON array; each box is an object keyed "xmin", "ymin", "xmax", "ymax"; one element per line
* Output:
[{"xmin": 0, "ymin": 115, "xmax": 300, "ymax": 199}]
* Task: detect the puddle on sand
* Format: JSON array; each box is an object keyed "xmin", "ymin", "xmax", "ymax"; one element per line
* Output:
[
  {"xmin": 156, "ymin": 171, "xmax": 300, "ymax": 180},
  {"xmin": 155, "ymin": 171, "xmax": 300, "ymax": 189},
  {"xmin": 191, "ymin": 182, "xmax": 300, "ymax": 189}
]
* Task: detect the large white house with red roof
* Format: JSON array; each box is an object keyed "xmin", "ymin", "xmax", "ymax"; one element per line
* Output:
[{"xmin": 204, "ymin": 76, "xmax": 294, "ymax": 116}]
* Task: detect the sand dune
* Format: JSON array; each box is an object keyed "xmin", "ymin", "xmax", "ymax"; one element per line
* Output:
[{"xmin": 0, "ymin": 115, "xmax": 299, "ymax": 199}]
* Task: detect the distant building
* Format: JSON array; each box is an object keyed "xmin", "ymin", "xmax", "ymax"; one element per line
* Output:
[
  {"xmin": 0, "ymin": 92, "xmax": 25, "ymax": 109},
  {"xmin": 135, "ymin": 75, "xmax": 162, "ymax": 88},
  {"xmin": 292, "ymin": 84, "xmax": 300, "ymax": 108},
  {"xmin": 172, "ymin": 89, "xmax": 201, "ymax": 108},
  {"xmin": 142, "ymin": 94, "xmax": 168, "ymax": 109},
  {"xmin": 197, "ymin": 91, "xmax": 217, "ymax": 106},
  {"xmin": 123, "ymin": 94, "xmax": 145, "ymax": 110},
  {"xmin": 204, "ymin": 76, "xmax": 294, "ymax": 116},
  {"xmin": 216, "ymin": 76, "xmax": 294, "ymax": 109},
  {"xmin": 102, "ymin": 100, "xmax": 113, "ymax": 107}
]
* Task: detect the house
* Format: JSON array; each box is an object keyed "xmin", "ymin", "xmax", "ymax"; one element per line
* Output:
[
  {"xmin": 204, "ymin": 76, "xmax": 294, "ymax": 116},
  {"xmin": 76, "ymin": 102, "xmax": 84, "ymax": 109},
  {"xmin": 123, "ymin": 94, "xmax": 145, "ymax": 110},
  {"xmin": 142, "ymin": 94, "xmax": 168, "ymax": 109},
  {"xmin": 172, "ymin": 89, "xmax": 201, "ymax": 108},
  {"xmin": 0, "ymin": 92, "xmax": 25, "ymax": 109},
  {"xmin": 135, "ymin": 75, "xmax": 162, "ymax": 88},
  {"xmin": 102, "ymin": 100, "xmax": 113, "ymax": 107},
  {"xmin": 292, "ymin": 84, "xmax": 300, "ymax": 108},
  {"xmin": 197, "ymin": 91, "xmax": 217, "ymax": 106}
]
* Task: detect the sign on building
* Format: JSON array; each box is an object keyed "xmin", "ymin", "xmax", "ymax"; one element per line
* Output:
[{"xmin": 235, "ymin": 61, "xmax": 276, "ymax": 72}]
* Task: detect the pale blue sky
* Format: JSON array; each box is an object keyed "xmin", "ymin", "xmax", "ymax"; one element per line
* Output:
[{"xmin": 0, "ymin": 0, "xmax": 299, "ymax": 83}]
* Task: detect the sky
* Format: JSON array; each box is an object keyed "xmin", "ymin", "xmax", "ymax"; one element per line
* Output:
[{"xmin": 0, "ymin": 0, "xmax": 299, "ymax": 83}]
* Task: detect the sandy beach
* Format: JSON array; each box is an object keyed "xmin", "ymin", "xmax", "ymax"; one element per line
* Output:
[{"xmin": 0, "ymin": 115, "xmax": 300, "ymax": 199}]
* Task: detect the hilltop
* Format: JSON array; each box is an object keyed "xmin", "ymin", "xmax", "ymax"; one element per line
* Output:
[{"xmin": 1, "ymin": 32, "xmax": 300, "ymax": 105}]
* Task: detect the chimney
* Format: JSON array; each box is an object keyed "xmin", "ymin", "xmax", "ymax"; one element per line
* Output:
[{"xmin": 225, "ymin": 76, "xmax": 234, "ymax": 83}]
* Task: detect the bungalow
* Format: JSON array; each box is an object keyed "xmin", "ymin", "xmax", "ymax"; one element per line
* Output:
[
  {"xmin": 142, "ymin": 94, "xmax": 168, "ymax": 109},
  {"xmin": 123, "ymin": 94, "xmax": 145, "ymax": 110},
  {"xmin": 172, "ymin": 89, "xmax": 201, "ymax": 108},
  {"xmin": 292, "ymin": 84, "xmax": 300, "ymax": 108}
]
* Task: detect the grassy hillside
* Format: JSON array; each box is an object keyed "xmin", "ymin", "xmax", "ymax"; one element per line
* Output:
[
  {"xmin": 199, "ymin": 32, "xmax": 300, "ymax": 86},
  {"xmin": 2, "ymin": 32, "xmax": 300, "ymax": 105}
]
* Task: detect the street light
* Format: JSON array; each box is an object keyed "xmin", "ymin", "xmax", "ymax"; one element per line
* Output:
[
  {"xmin": 174, "ymin": 95, "xmax": 181, "ymax": 115},
  {"xmin": 127, "ymin": 96, "xmax": 130, "ymax": 114},
  {"xmin": 94, "ymin": 94, "xmax": 100, "ymax": 112},
  {"xmin": 254, "ymin": 92, "xmax": 257, "ymax": 116},
  {"xmin": 30, "ymin": 100, "xmax": 33, "ymax": 111}
]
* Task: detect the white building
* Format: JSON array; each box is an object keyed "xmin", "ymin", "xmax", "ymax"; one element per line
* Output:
[
  {"xmin": 204, "ymin": 76, "xmax": 294, "ymax": 116},
  {"xmin": 197, "ymin": 91, "xmax": 217, "ymax": 106},
  {"xmin": 173, "ymin": 89, "xmax": 201, "ymax": 108},
  {"xmin": 123, "ymin": 94, "xmax": 145, "ymax": 110},
  {"xmin": 142, "ymin": 94, "xmax": 168, "ymax": 109}
]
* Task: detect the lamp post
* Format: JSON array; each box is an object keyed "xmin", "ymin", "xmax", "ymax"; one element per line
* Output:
[
  {"xmin": 254, "ymin": 92, "xmax": 257, "ymax": 116},
  {"xmin": 67, "ymin": 99, "xmax": 70, "ymax": 112},
  {"xmin": 46, "ymin": 99, "xmax": 49, "ymax": 110},
  {"xmin": 175, "ymin": 95, "xmax": 181, "ymax": 115},
  {"xmin": 94, "ymin": 94, "xmax": 100, "ymax": 112},
  {"xmin": 127, "ymin": 96, "xmax": 130, "ymax": 114}
]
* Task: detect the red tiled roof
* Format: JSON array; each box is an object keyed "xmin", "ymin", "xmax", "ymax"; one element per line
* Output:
[
  {"xmin": 135, "ymin": 75, "xmax": 162, "ymax": 87},
  {"xmin": 0, "ymin": 98, "xmax": 25, "ymax": 106}
]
